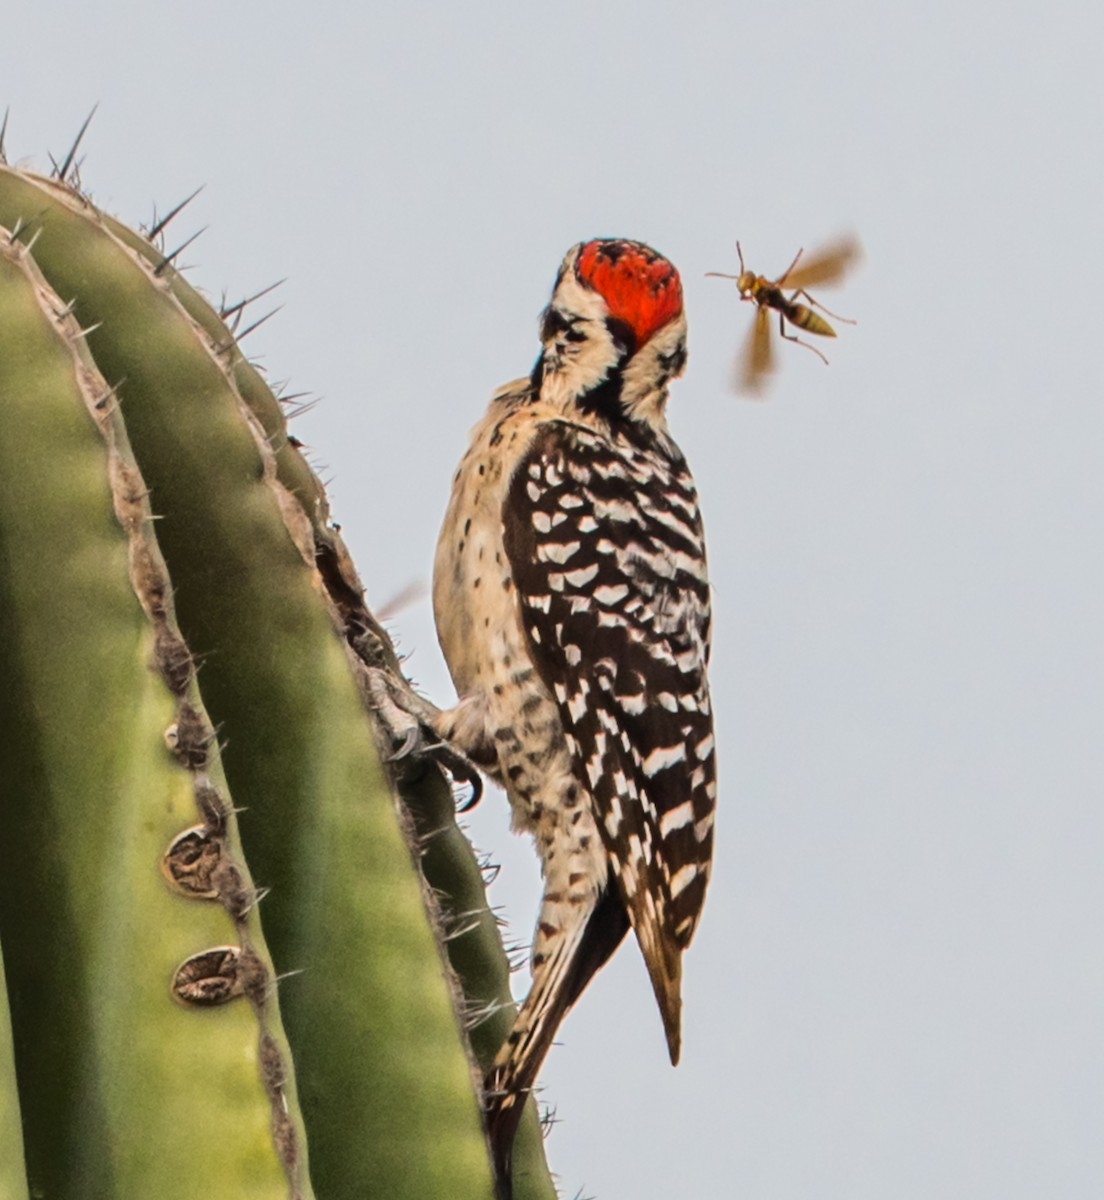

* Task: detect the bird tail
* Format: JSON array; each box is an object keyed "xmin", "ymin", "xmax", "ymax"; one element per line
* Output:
[
  {"xmin": 485, "ymin": 887, "xmax": 629, "ymax": 1200},
  {"xmin": 621, "ymin": 887, "xmax": 684, "ymax": 1065}
]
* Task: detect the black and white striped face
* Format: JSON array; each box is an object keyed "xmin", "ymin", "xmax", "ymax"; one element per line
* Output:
[{"xmin": 535, "ymin": 239, "xmax": 689, "ymax": 435}]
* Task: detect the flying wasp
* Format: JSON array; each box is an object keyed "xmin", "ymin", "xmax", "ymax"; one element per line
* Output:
[{"xmin": 708, "ymin": 236, "xmax": 860, "ymax": 392}]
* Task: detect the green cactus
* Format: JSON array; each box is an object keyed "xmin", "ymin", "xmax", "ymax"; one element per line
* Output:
[{"xmin": 0, "ymin": 157, "xmax": 556, "ymax": 1200}]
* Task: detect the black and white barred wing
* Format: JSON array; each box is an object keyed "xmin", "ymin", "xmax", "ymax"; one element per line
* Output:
[{"xmin": 503, "ymin": 421, "xmax": 716, "ymax": 1050}]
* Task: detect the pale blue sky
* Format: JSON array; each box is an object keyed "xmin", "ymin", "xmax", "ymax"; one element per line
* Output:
[{"xmin": 5, "ymin": 2, "xmax": 1103, "ymax": 1196}]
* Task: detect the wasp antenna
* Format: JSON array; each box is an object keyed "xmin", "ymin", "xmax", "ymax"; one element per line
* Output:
[
  {"xmin": 54, "ymin": 105, "xmax": 98, "ymax": 185},
  {"xmin": 778, "ymin": 246, "xmax": 805, "ymax": 286},
  {"xmin": 0, "ymin": 108, "xmax": 9, "ymax": 164}
]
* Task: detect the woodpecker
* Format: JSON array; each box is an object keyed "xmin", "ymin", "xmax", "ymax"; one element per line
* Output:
[{"xmin": 433, "ymin": 239, "xmax": 715, "ymax": 1195}]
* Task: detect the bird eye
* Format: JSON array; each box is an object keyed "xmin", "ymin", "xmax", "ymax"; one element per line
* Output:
[
  {"xmin": 540, "ymin": 307, "xmax": 587, "ymax": 345},
  {"xmin": 540, "ymin": 307, "xmax": 570, "ymax": 342}
]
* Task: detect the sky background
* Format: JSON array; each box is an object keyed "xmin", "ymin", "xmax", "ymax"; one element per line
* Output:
[{"xmin": 5, "ymin": 2, "xmax": 1103, "ymax": 1196}]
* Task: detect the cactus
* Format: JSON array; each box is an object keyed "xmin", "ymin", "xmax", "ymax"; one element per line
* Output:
[{"xmin": 0, "ymin": 148, "xmax": 556, "ymax": 1200}]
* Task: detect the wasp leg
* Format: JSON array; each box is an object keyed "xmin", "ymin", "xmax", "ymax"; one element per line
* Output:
[
  {"xmin": 788, "ymin": 288, "xmax": 856, "ymax": 324},
  {"xmin": 779, "ymin": 313, "xmax": 831, "ymax": 366}
]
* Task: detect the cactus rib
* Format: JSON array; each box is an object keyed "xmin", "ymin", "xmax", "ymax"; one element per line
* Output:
[{"xmin": 0, "ymin": 226, "xmax": 300, "ymax": 1199}]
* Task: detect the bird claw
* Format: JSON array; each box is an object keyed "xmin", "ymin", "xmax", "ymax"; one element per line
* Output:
[
  {"xmin": 386, "ymin": 724, "xmax": 423, "ymax": 763},
  {"xmin": 409, "ymin": 733, "xmax": 484, "ymax": 809},
  {"xmin": 424, "ymin": 742, "xmax": 483, "ymax": 810},
  {"xmin": 366, "ymin": 668, "xmax": 484, "ymax": 808}
]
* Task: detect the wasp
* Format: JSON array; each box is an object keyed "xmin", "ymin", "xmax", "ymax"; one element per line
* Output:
[{"xmin": 708, "ymin": 237, "xmax": 860, "ymax": 392}]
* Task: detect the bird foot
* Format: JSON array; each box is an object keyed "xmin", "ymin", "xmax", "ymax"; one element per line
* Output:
[{"xmin": 366, "ymin": 667, "xmax": 483, "ymax": 809}]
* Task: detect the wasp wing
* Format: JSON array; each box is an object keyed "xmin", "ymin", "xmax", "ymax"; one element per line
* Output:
[
  {"xmin": 782, "ymin": 236, "xmax": 862, "ymax": 290},
  {"xmin": 736, "ymin": 302, "xmax": 773, "ymax": 394}
]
